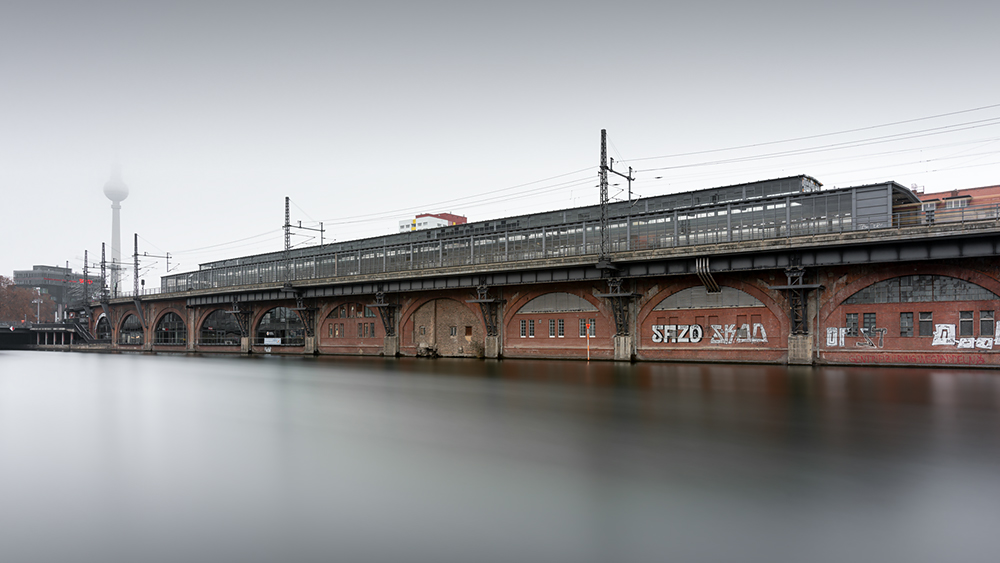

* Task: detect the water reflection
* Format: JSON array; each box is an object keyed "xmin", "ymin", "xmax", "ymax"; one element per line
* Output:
[{"xmin": 1, "ymin": 351, "xmax": 998, "ymax": 563}]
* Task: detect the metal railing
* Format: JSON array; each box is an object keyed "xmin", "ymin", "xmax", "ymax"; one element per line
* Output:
[{"xmin": 154, "ymin": 201, "xmax": 1000, "ymax": 296}]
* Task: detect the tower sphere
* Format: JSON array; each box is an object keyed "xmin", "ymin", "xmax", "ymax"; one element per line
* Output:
[{"xmin": 103, "ymin": 164, "xmax": 129, "ymax": 202}]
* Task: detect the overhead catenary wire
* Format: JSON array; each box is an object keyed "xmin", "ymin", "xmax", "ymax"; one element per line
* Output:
[
  {"xmin": 636, "ymin": 116, "xmax": 1000, "ymax": 173},
  {"xmin": 630, "ymin": 101, "xmax": 1000, "ymax": 163}
]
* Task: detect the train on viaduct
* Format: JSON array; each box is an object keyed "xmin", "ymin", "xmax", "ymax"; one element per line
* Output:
[{"xmin": 38, "ymin": 175, "xmax": 1000, "ymax": 367}]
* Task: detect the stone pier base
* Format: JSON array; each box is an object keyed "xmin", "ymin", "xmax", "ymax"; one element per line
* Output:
[
  {"xmin": 614, "ymin": 335, "xmax": 633, "ymax": 362},
  {"xmin": 484, "ymin": 335, "xmax": 500, "ymax": 359},
  {"xmin": 383, "ymin": 335, "xmax": 399, "ymax": 357},
  {"xmin": 787, "ymin": 334, "xmax": 814, "ymax": 365}
]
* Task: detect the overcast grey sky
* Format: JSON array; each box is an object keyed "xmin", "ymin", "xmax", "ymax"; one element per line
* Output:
[{"xmin": 2, "ymin": 0, "xmax": 999, "ymax": 287}]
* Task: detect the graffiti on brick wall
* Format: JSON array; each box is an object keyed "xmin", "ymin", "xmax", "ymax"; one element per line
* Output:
[
  {"xmin": 826, "ymin": 327, "xmax": 887, "ymax": 348},
  {"xmin": 826, "ymin": 324, "xmax": 1000, "ymax": 350},
  {"xmin": 651, "ymin": 323, "xmax": 767, "ymax": 344},
  {"xmin": 930, "ymin": 324, "xmax": 996, "ymax": 350}
]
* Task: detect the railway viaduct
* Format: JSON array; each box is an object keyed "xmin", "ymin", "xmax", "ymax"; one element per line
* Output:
[
  {"xmin": 36, "ymin": 175, "xmax": 1000, "ymax": 367},
  {"xmin": 74, "ymin": 216, "xmax": 1000, "ymax": 365}
]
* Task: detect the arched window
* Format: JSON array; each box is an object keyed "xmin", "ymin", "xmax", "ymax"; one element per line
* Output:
[
  {"xmin": 516, "ymin": 292, "xmax": 598, "ymax": 313},
  {"xmin": 154, "ymin": 312, "xmax": 186, "ymax": 345},
  {"xmin": 119, "ymin": 314, "xmax": 143, "ymax": 345},
  {"xmin": 844, "ymin": 275, "xmax": 998, "ymax": 304},
  {"xmin": 256, "ymin": 307, "xmax": 305, "ymax": 346},
  {"xmin": 95, "ymin": 315, "xmax": 111, "ymax": 341},
  {"xmin": 200, "ymin": 309, "xmax": 242, "ymax": 345},
  {"xmin": 654, "ymin": 286, "xmax": 764, "ymax": 310}
]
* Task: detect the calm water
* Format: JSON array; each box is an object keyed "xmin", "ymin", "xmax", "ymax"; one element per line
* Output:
[{"xmin": 1, "ymin": 351, "xmax": 999, "ymax": 563}]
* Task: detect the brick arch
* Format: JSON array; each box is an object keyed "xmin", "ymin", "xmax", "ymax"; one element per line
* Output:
[
  {"xmin": 116, "ymin": 309, "xmax": 142, "ymax": 332},
  {"xmin": 195, "ymin": 307, "xmax": 230, "ymax": 334},
  {"xmin": 398, "ymin": 295, "xmax": 485, "ymax": 357},
  {"xmin": 251, "ymin": 301, "xmax": 301, "ymax": 333},
  {"xmin": 397, "ymin": 294, "xmax": 483, "ymax": 333},
  {"xmin": 116, "ymin": 308, "xmax": 145, "ymax": 345},
  {"xmin": 819, "ymin": 263, "xmax": 1000, "ymax": 326},
  {"xmin": 94, "ymin": 312, "xmax": 112, "ymax": 340},
  {"xmin": 318, "ymin": 299, "xmax": 372, "ymax": 321},
  {"xmin": 637, "ymin": 279, "xmax": 789, "ymax": 337},
  {"xmin": 151, "ymin": 307, "xmax": 187, "ymax": 333},
  {"xmin": 502, "ymin": 289, "xmax": 609, "ymax": 329}
]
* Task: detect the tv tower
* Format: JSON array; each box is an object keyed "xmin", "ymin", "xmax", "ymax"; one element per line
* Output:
[{"xmin": 103, "ymin": 163, "xmax": 129, "ymax": 296}]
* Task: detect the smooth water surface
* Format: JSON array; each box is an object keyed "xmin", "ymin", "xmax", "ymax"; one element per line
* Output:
[{"xmin": 1, "ymin": 351, "xmax": 999, "ymax": 562}]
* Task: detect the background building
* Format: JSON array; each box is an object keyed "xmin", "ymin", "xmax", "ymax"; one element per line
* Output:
[{"xmin": 399, "ymin": 213, "xmax": 467, "ymax": 232}]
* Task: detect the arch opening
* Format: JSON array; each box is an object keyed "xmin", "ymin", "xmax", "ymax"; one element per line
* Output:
[
  {"xmin": 119, "ymin": 314, "xmax": 143, "ymax": 345},
  {"xmin": 154, "ymin": 312, "xmax": 186, "ymax": 345},
  {"xmin": 200, "ymin": 309, "xmax": 242, "ymax": 346},
  {"xmin": 255, "ymin": 307, "xmax": 305, "ymax": 346},
  {"xmin": 95, "ymin": 315, "xmax": 111, "ymax": 341}
]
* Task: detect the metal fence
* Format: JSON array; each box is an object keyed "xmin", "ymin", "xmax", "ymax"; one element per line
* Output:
[{"xmin": 158, "ymin": 199, "xmax": 999, "ymax": 295}]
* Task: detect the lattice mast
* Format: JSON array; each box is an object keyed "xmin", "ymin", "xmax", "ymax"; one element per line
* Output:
[
  {"xmin": 83, "ymin": 250, "xmax": 89, "ymax": 304},
  {"xmin": 599, "ymin": 129, "xmax": 610, "ymax": 262},
  {"xmin": 100, "ymin": 243, "xmax": 108, "ymax": 301},
  {"xmin": 134, "ymin": 233, "xmax": 139, "ymax": 296},
  {"xmin": 284, "ymin": 196, "xmax": 291, "ymax": 282}
]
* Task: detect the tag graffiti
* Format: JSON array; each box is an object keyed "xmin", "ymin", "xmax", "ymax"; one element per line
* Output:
[
  {"xmin": 652, "ymin": 323, "xmax": 766, "ymax": 344},
  {"xmin": 931, "ymin": 324, "xmax": 996, "ymax": 350},
  {"xmin": 826, "ymin": 324, "xmax": 1000, "ymax": 350},
  {"xmin": 651, "ymin": 324, "xmax": 703, "ymax": 343},
  {"xmin": 825, "ymin": 327, "xmax": 887, "ymax": 348}
]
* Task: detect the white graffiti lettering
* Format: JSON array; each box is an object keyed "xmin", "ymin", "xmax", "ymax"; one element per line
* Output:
[
  {"xmin": 649, "ymin": 323, "xmax": 707, "ymax": 344},
  {"xmin": 752, "ymin": 323, "xmax": 768, "ymax": 343},
  {"xmin": 976, "ymin": 338, "xmax": 994, "ymax": 350},
  {"xmin": 710, "ymin": 324, "xmax": 726, "ymax": 344},
  {"xmin": 856, "ymin": 327, "xmax": 887, "ymax": 349},
  {"xmin": 688, "ymin": 324, "xmax": 704, "ymax": 343},
  {"xmin": 826, "ymin": 327, "xmax": 848, "ymax": 347},
  {"xmin": 677, "ymin": 325, "xmax": 690, "ymax": 343},
  {"xmin": 956, "ymin": 338, "xmax": 975, "ymax": 349},
  {"xmin": 932, "ymin": 324, "xmax": 956, "ymax": 346}
]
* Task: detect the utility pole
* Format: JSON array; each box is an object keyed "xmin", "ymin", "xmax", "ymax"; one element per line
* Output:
[
  {"xmin": 83, "ymin": 250, "xmax": 89, "ymax": 304},
  {"xmin": 608, "ymin": 156, "xmax": 635, "ymax": 252},
  {"xmin": 134, "ymin": 233, "xmax": 140, "ymax": 297},
  {"xmin": 101, "ymin": 243, "xmax": 108, "ymax": 301},
  {"xmin": 598, "ymin": 130, "xmax": 636, "ymax": 267},
  {"xmin": 599, "ymin": 129, "xmax": 610, "ymax": 266},
  {"xmin": 284, "ymin": 196, "xmax": 292, "ymax": 282},
  {"xmin": 283, "ymin": 196, "xmax": 327, "ymax": 284}
]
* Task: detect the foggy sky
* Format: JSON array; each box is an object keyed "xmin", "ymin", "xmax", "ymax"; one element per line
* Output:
[{"xmin": 2, "ymin": 1, "xmax": 999, "ymax": 286}]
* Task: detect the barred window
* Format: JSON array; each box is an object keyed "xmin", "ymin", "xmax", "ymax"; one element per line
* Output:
[
  {"xmin": 528, "ymin": 320, "xmax": 535, "ymax": 337},
  {"xmin": 579, "ymin": 319, "xmax": 587, "ymax": 337},
  {"xmin": 862, "ymin": 313, "xmax": 876, "ymax": 335},
  {"xmin": 558, "ymin": 319, "xmax": 564, "ymax": 337},
  {"xmin": 919, "ymin": 312, "xmax": 933, "ymax": 336},
  {"xmin": 846, "ymin": 313, "xmax": 858, "ymax": 337},
  {"xmin": 960, "ymin": 311, "xmax": 974, "ymax": 337},
  {"xmin": 981, "ymin": 311, "xmax": 994, "ymax": 337},
  {"xmin": 900, "ymin": 313, "xmax": 913, "ymax": 337},
  {"xmin": 549, "ymin": 319, "xmax": 556, "ymax": 337},
  {"xmin": 520, "ymin": 319, "xmax": 526, "ymax": 338}
]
